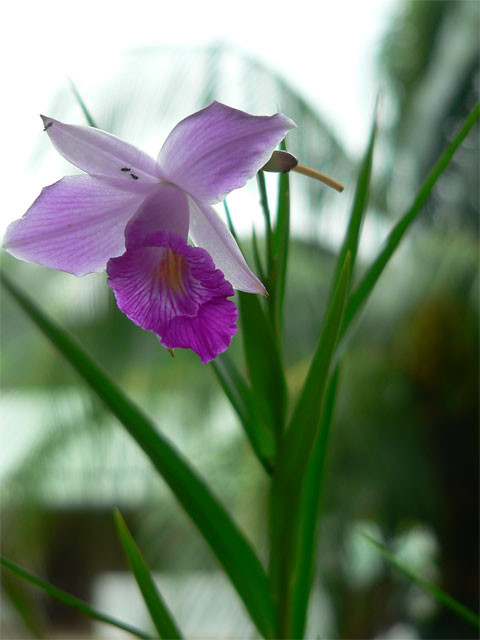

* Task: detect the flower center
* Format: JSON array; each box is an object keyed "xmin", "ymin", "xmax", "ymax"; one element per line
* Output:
[{"xmin": 153, "ymin": 248, "xmax": 187, "ymax": 295}]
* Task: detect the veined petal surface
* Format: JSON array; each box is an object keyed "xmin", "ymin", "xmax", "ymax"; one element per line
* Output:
[
  {"xmin": 41, "ymin": 116, "xmax": 160, "ymax": 183},
  {"xmin": 125, "ymin": 182, "xmax": 190, "ymax": 248},
  {"xmin": 163, "ymin": 297, "xmax": 238, "ymax": 364},
  {"xmin": 188, "ymin": 197, "xmax": 266, "ymax": 294},
  {"xmin": 157, "ymin": 101, "xmax": 296, "ymax": 204},
  {"xmin": 107, "ymin": 231, "xmax": 237, "ymax": 363},
  {"xmin": 3, "ymin": 175, "xmax": 146, "ymax": 276}
]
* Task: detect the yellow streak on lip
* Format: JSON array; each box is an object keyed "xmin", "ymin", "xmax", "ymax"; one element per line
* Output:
[{"xmin": 153, "ymin": 249, "xmax": 187, "ymax": 294}]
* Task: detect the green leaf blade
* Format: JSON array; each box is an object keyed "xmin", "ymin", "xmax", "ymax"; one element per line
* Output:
[
  {"xmin": 223, "ymin": 199, "xmax": 239, "ymax": 243},
  {"xmin": 0, "ymin": 555, "xmax": 153, "ymax": 639},
  {"xmin": 272, "ymin": 119, "xmax": 378, "ymax": 638},
  {"xmin": 341, "ymin": 101, "xmax": 479, "ymax": 339},
  {"xmin": 281, "ymin": 252, "xmax": 350, "ymax": 476},
  {"xmin": 2, "ymin": 573, "xmax": 46, "ymax": 639},
  {"xmin": 272, "ymin": 164, "xmax": 290, "ymax": 332},
  {"xmin": 269, "ymin": 253, "xmax": 350, "ymax": 637},
  {"xmin": 211, "ymin": 353, "xmax": 276, "ymax": 473},
  {"xmin": 256, "ymin": 170, "xmax": 274, "ymax": 285},
  {"xmin": 251, "ymin": 226, "xmax": 267, "ymax": 285},
  {"xmin": 362, "ymin": 534, "xmax": 480, "ymax": 629},
  {"xmin": 239, "ymin": 291, "xmax": 287, "ymax": 442},
  {"xmin": 290, "ymin": 366, "xmax": 341, "ymax": 637},
  {"xmin": 69, "ymin": 78, "xmax": 98, "ymax": 128},
  {"xmin": 330, "ymin": 103, "xmax": 377, "ymax": 297},
  {"xmin": 114, "ymin": 509, "xmax": 183, "ymax": 639},
  {"xmin": 1, "ymin": 272, "xmax": 275, "ymax": 639}
]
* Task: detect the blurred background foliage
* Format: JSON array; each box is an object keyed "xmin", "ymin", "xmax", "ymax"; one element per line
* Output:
[{"xmin": 1, "ymin": 0, "xmax": 478, "ymax": 638}]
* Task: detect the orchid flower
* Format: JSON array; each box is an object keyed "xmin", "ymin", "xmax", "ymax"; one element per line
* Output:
[{"xmin": 4, "ymin": 102, "xmax": 295, "ymax": 362}]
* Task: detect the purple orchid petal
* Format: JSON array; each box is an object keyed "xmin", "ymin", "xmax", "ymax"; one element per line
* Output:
[
  {"xmin": 3, "ymin": 175, "xmax": 147, "ymax": 276},
  {"xmin": 5, "ymin": 103, "xmax": 296, "ymax": 360},
  {"xmin": 41, "ymin": 116, "xmax": 160, "ymax": 183},
  {"xmin": 188, "ymin": 197, "xmax": 266, "ymax": 294},
  {"xmin": 125, "ymin": 182, "xmax": 190, "ymax": 248},
  {"xmin": 107, "ymin": 231, "xmax": 237, "ymax": 363},
  {"xmin": 157, "ymin": 101, "xmax": 296, "ymax": 204},
  {"xmin": 162, "ymin": 297, "xmax": 238, "ymax": 364}
]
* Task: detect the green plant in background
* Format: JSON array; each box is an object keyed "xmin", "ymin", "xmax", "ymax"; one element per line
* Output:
[{"xmin": 1, "ymin": 88, "xmax": 478, "ymax": 640}]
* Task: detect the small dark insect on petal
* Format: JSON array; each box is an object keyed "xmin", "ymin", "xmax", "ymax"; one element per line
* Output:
[
  {"xmin": 43, "ymin": 122, "xmax": 53, "ymax": 131},
  {"xmin": 121, "ymin": 167, "xmax": 131, "ymax": 171},
  {"xmin": 130, "ymin": 173, "xmax": 139, "ymax": 180}
]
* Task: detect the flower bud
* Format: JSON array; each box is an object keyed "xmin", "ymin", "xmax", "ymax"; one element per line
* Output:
[{"xmin": 261, "ymin": 150, "xmax": 298, "ymax": 173}]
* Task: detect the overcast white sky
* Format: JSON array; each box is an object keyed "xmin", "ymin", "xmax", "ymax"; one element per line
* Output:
[{"xmin": 3, "ymin": 0, "xmax": 398, "ymax": 235}]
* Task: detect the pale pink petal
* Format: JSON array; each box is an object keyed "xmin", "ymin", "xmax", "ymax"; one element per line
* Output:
[
  {"xmin": 187, "ymin": 197, "xmax": 266, "ymax": 294},
  {"xmin": 107, "ymin": 231, "xmax": 237, "ymax": 362},
  {"xmin": 41, "ymin": 115, "xmax": 160, "ymax": 183},
  {"xmin": 3, "ymin": 175, "xmax": 148, "ymax": 276},
  {"xmin": 157, "ymin": 101, "xmax": 296, "ymax": 204}
]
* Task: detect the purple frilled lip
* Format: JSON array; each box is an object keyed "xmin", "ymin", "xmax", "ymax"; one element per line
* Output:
[{"xmin": 3, "ymin": 101, "xmax": 296, "ymax": 362}]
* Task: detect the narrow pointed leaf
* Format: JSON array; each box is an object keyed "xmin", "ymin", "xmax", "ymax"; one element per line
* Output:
[
  {"xmin": 211, "ymin": 353, "xmax": 275, "ymax": 473},
  {"xmin": 223, "ymin": 199, "xmax": 239, "ymax": 243},
  {"xmin": 330, "ymin": 105, "xmax": 376, "ymax": 297},
  {"xmin": 251, "ymin": 226, "xmax": 266, "ymax": 284},
  {"xmin": 1, "ymin": 272, "xmax": 275, "ymax": 639},
  {"xmin": 69, "ymin": 78, "xmax": 98, "ymax": 128},
  {"xmin": 239, "ymin": 291, "xmax": 287, "ymax": 442},
  {"xmin": 281, "ymin": 253, "xmax": 350, "ymax": 476},
  {"xmin": 271, "ymin": 153, "xmax": 290, "ymax": 331},
  {"xmin": 270, "ymin": 253, "xmax": 350, "ymax": 637},
  {"xmin": 288, "ymin": 118, "xmax": 374, "ymax": 595},
  {"xmin": 341, "ymin": 101, "xmax": 479, "ymax": 339},
  {"xmin": 114, "ymin": 509, "xmax": 183, "ymax": 639},
  {"xmin": 257, "ymin": 152, "xmax": 291, "ymax": 337},
  {"xmin": 290, "ymin": 366, "xmax": 341, "ymax": 637},
  {"xmin": 362, "ymin": 534, "xmax": 480, "ymax": 629},
  {"xmin": 0, "ymin": 555, "xmax": 153, "ymax": 639},
  {"xmin": 256, "ymin": 170, "xmax": 273, "ymax": 284},
  {"xmin": 221, "ymin": 196, "xmax": 281, "ymax": 458},
  {"xmin": 2, "ymin": 575, "xmax": 45, "ymax": 638}
]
